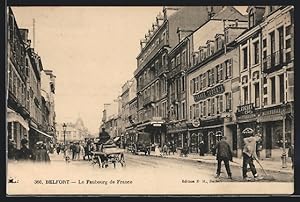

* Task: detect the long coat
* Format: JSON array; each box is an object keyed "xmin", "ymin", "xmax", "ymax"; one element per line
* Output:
[{"xmin": 215, "ymin": 139, "xmax": 233, "ymax": 161}]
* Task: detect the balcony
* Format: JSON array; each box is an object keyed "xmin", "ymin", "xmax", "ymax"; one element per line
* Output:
[
  {"xmin": 143, "ymin": 96, "xmax": 155, "ymax": 107},
  {"xmin": 263, "ymin": 49, "xmax": 285, "ymax": 74}
]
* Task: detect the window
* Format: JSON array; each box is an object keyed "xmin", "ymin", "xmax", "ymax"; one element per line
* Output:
[
  {"xmin": 182, "ymin": 50, "xmax": 186, "ymax": 67},
  {"xmin": 286, "ymin": 38, "xmax": 291, "ymax": 49},
  {"xmin": 278, "ymin": 26, "xmax": 284, "ymax": 63},
  {"xmin": 207, "ymin": 70, "xmax": 211, "ymax": 86},
  {"xmin": 219, "ymin": 95, "xmax": 223, "ymax": 113},
  {"xmin": 211, "ymin": 98, "xmax": 215, "ymax": 115},
  {"xmin": 253, "ymin": 41, "xmax": 259, "ymax": 65},
  {"xmin": 243, "ymin": 47, "xmax": 248, "ymax": 69},
  {"xmin": 203, "ymin": 101, "xmax": 207, "ymax": 117},
  {"xmin": 207, "ymin": 99, "xmax": 211, "ymax": 115},
  {"xmin": 216, "ymin": 65, "xmax": 220, "ymax": 83},
  {"xmin": 216, "ymin": 96, "xmax": 219, "ymax": 113},
  {"xmin": 211, "ymin": 68, "xmax": 215, "ymax": 85},
  {"xmin": 199, "ymin": 74, "xmax": 203, "ymax": 90},
  {"xmin": 270, "ymin": 31, "xmax": 275, "ymax": 65},
  {"xmin": 203, "ymin": 73, "xmax": 207, "ymax": 88},
  {"xmin": 271, "ymin": 77, "xmax": 276, "ymax": 104},
  {"xmin": 286, "ymin": 25, "xmax": 292, "ymax": 36},
  {"xmin": 171, "ymin": 58, "xmax": 175, "ymax": 69},
  {"xmin": 176, "ymin": 54, "xmax": 181, "ymax": 66},
  {"xmin": 263, "ymin": 39, "xmax": 267, "ymax": 48},
  {"xmin": 225, "ymin": 59, "xmax": 232, "ymax": 79},
  {"xmin": 200, "ymin": 102, "xmax": 203, "ymax": 117},
  {"xmin": 225, "ymin": 92, "xmax": 232, "ymax": 111},
  {"xmin": 254, "ymin": 83, "xmax": 260, "ymax": 107},
  {"xmin": 190, "ymin": 79, "xmax": 194, "ymax": 94},
  {"xmin": 190, "ymin": 106, "xmax": 193, "ymax": 119},
  {"xmin": 195, "ymin": 104, "xmax": 199, "ymax": 118},
  {"xmin": 162, "ymin": 53, "xmax": 167, "ymax": 67},
  {"xmin": 182, "ymin": 102, "xmax": 186, "ymax": 119},
  {"xmin": 243, "ymin": 86, "xmax": 248, "ymax": 105},
  {"xmin": 195, "ymin": 77, "xmax": 199, "ymax": 92},
  {"xmin": 181, "ymin": 76, "xmax": 185, "ymax": 91},
  {"xmin": 279, "ymin": 74, "xmax": 284, "ymax": 103}
]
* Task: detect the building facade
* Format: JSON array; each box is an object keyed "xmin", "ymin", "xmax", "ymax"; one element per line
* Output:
[
  {"xmin": 134, "ymin": 6, "xmax": 224, "ymax": 147},
  {"xmin": 236, "ymin": 6, "xmax": 294, "ymax": 159},
  {"xmin": 7, "ymin": 7, "xmax": 56, "ymax": 150}
]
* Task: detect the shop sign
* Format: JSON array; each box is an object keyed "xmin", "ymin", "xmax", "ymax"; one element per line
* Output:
[
  {"xmin": 261, "ymin": 107, "xmax": 283, "ymax": 117},
  {"xmin": 236, "ymin": 103, "xmax": 255, "ymax": 116},
  {"xmin": 237, "ymin": 113, "xmax": 257, "ymax": 121},
  {"xmin": 193, "ymin": 84, "xmax": 225, "ymax": 102},
  {"xmin": 192, "ymin": 119, "xmax": 200, "ymax": 127}
]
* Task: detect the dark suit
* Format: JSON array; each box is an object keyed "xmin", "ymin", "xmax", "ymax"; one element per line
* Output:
[{"xmin": 215, "ymin": 139, "xmax": 233, "ymax": 177}]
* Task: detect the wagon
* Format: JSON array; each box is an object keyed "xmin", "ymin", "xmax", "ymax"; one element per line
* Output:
[{"xmin": 91, "ymin": 144, "xmax": 126, "ymax": 168}]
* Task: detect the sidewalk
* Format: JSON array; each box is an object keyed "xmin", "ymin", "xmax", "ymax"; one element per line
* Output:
[{"xmin": 147, "ymin": 152, "xmax": 294, "ymax": 174}]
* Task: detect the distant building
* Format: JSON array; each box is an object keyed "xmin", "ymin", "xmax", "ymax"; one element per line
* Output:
[{"xmin": 56, "ymin": 118, "xmax": 89, "ymax": 143}]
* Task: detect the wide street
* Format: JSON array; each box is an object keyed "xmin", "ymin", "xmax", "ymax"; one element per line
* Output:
[{"xmin": 7, "ymin": 152, "xmax": 294, "ymax": 195}]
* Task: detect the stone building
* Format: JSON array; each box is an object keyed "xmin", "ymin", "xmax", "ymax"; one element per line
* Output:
[
  {"xmin": 134, "ymin": 6, "xmax": 224, "ymax": 147},
  {"xmin": 236, "ymin": 6, "xmax": 294, "ymax": 160}
]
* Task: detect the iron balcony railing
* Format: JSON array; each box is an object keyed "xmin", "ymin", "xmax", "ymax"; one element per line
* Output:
[{"xmin": 263, "ymin": 49, "xmax": 285, "ymax": 73}]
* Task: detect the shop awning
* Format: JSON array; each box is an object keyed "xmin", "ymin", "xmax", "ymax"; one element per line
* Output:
[
  {"xmin": 7, "ymin": 108, "xmax": 29, "ymax": 130},
  {"xmin": 30, "ymin": 126, "xmax": 53, "ymax": 139}
]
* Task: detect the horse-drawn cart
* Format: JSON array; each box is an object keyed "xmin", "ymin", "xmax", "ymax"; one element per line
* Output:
[{"xmin": 91, "ymin": 144, "xmax": 125, "ymax": 168}]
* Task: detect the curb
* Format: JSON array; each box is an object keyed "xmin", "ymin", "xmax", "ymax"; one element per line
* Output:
[{"xmin": 136, "ymin": 153, "xmax": 294, "ymax": 175}]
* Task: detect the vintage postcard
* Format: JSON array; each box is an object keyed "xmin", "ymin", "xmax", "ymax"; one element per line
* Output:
[{"xmin": 6, "ymin": 5, "xmax": 294, "ymax": 195}]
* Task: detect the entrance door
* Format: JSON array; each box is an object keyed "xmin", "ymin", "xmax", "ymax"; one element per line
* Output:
[
  {"xmin": 190, "ymin": 133, "xmax": 198, "ymax": 153},
  {"xmin": 265, "ymin": 123, "xmax": 272, "ymax": 158},
  {"xmin": 232, "ymin": 126, "xmax": 238, "ymax": 157}
]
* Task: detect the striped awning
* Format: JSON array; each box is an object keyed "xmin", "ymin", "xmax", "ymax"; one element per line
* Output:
[{"xmin": 30, "ymin": 126, "xmax": 53, "ymax": 139}]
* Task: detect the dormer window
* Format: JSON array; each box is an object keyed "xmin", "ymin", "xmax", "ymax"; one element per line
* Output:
[{"xmin": 215, "ymin": 34, "xmax": 224, "ymax": 51}]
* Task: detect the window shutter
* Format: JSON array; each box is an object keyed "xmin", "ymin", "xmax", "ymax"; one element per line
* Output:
[{"xmin": 287, "ymin": 71, "xmax": 294, "ymax": 102}]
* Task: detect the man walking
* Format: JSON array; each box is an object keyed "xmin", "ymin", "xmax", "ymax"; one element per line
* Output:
[
  {"xmin": 215, "ymin": 136, "xmax": 233, "ymax": 179},
  {"xmin": 15, "ymin": 139, "xmax": 34, "ymax": 161},
  {"xmin": 242, "ymin": 128, "xmax": 263, "ymax": 181}
]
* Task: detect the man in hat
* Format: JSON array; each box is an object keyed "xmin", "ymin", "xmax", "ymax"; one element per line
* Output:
[
  {"xmin": 99, "ymin": 128, "xmax": 111, "ymax": 145},
  {"xmin": 242, "ymin": 128, "xmax": 263, "ymax": 181},
  {"xmin": 215, "ymin": 136, "xmax": 233, "ymax": 179},
  {"xmin": 16, "ymin": 138, "xmax": 34, "ymax": 161},
  {"xmin": 8, "ymin": 139, "xmax": 17, "ymax": 160}
]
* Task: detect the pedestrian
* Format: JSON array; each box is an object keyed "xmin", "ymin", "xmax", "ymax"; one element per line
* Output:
[
  {"xmin": 70, "ymin": 142, "xmax": 76, "ymax": 160},
  {"xmin": 34, "ymin": 142, "xmax": 51, "ymax": 163},
  {"xmin": 214, "ymin": 136, "xmax": 233, "ymax": 179},
  {"xmin": 288, "ymin": 143, "xmax": 294, "ymax": 169},
  {"xmin": 182, "ymin": 143, "xmax": 189, "ymax": 157},
  {"xmin": 199, "ymin": 140, "xmax": 205, "ymax": 156},
  {"xmin": 79, "ymin": 143, "xmax": 85, "ymax": 160},
  {"xmin": 8, "ymin": 139, "xmax": 17, "ymax": 160},
  {"xmin": 74, "ymin": 142, "xmax": 80, "ymax": 160},
  {"xmin": 242, "ymin": 128, "xmax": 263, "ymax": 181},
  {"xmin": 56, "ymin": 144, "xmax": 61, "ymax": 155},
  {"xmin": 255, "ymin": 129, "xmax": 263, "ymax": 159},
  {"xmin": 99, "ymin": 128, "xmax": 111, "ymax": 145},
  {"xmin": 163, "ymin": 144, "xmax": 168, "ymax": 156},
  {"xmin": 15, "ymin": 138, "xmax": 34, "ymax": 161}
]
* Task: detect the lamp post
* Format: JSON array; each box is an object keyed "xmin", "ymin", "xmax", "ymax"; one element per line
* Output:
[
  {"xmin": 63, "ymin": 123, "xmax": 67, "ymax": 145},
  {"xmin": 281, "ymin": 106, "xmax": 287, "ymax": 168}
]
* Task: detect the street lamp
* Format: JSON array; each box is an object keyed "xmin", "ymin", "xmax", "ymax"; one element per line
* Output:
[
  {"xmin": 281, "ymin": 106, "xmax": 287, "ymax": 168},
  {"xmin": 63, "ymin": 123, "xmax": 67, "ymax": 145}
]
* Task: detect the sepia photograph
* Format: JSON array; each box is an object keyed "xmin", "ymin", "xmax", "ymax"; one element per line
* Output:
[{"xmin": 5, "ymin": 5, "xmax": 294, "ymax": 195}]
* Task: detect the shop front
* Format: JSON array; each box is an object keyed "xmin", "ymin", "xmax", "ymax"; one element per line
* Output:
[
  {"xmin": 258, "ymin": 104, "xmax": 293, "ymax": 159},
  {"xmin": 7, "ymin": 108, "xmax": 29, "ymax": 149},
  {"xmin": 166, "ymin": 121, "xmax": 188, "ymax": 150},
  {"xmin": 188, "ymin": 117, "xmax": 224, "ymax": 154}
]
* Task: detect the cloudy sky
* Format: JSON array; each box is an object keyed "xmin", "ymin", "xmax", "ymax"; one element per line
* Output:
[{"xmin": 12, "ymin": 6, "xmax": 247, "ymax": 134}]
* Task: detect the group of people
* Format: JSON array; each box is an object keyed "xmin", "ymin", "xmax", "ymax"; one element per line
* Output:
[
  {"xmin": 8, "ymin": 138, "xmax": 51, "ymax": 163},
  {"xmin": 58, "ymin": 142, "xmax": 86, "ymax": 161},
  {"xmin": 213, "ymin": 128, "xmax": 294, "ymax": 181}
]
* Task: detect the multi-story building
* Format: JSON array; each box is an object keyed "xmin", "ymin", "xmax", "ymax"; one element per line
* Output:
[
  {"xmin": 134, "ymin": 6, "xmax": 224, "ymax": 147},
  {"xmin": 7, "ymin": 7, "xmax": 56, "ymax": 150},
  {"xmin": 101, "ymin": 100, "xmax": 119, "ymax": 137},
  {"xmin": 236, "ymin": 6, "xmax": 294, "ymax": 160},
  {"xmin": 186, "ymin": 7, "xmax": 248, "ymax": 155},
  {"xmin": 42, "ymin": 70, "xmax": 56, "ymax": 139},
  {"xmin": 7, "ymin": 8, "xmax": 30, "ymax": 149},
  {"xmin": 56, "ymin": 118, "xmax": 89, "ymax": 143}
]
